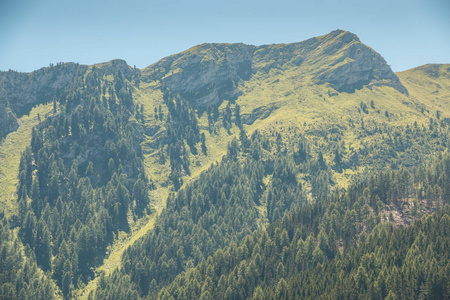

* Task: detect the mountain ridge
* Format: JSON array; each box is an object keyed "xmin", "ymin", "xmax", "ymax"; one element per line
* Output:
[
  {"xmin": 1, "ymin": 29, "xmax": 439, "ymax": 117},
  {"xmin": 140, "ymin": 29, "xmax": 407, "ymax": 109},
  {"xmin": 1, "ymin": 30, "xmax": 450, "ymax": 300}
]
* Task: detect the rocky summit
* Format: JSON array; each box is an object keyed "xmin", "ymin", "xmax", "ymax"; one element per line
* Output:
[{"xmin": 140, "ymin": 30, "xmax": 407, "ymax": 108}]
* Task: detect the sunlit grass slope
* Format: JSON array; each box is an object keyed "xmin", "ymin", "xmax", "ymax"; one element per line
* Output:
[
  {"xmin": 397, "ymin": 64, "xmax": 450, "ymax": 119},
  {"xmin": 0, "ymin": 103, "xmax": 54, "ymax": 216}
]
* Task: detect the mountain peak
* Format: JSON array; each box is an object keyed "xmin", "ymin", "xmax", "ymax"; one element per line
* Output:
[
  {"xmin": 310, "ymin": 30, "xmax": 408, "ymax": 94},
  {"xmin": 140, "ymin": 30, "xmax": 408, "ymax": 108},
  {"xmin": 326, "ymin": 29, "xmax": 360, "ymax": 42}
]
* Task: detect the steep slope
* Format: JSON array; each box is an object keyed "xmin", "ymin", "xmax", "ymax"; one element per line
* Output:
[
  {"xmin": 252, "ymin": 30, "xmax": 407, "ymax": 94},
  {"xmin": 0, "ymin": 60, "xmax": 139, "ymax": 140},
  {"xmin": 397, "ymin": 64, "xmax": 450, "ymax": 119},
  {"xmin": 140, "ymin": 30, "xmax": 406, "ymax": 109},
  {"xmin": 0, "ymin": 64, "xmax": 84, "ymax": 141},
  {"xmin": 135, "ymin": 30, "xmax": 447, "ymax": 195},
  {"xmin": 134, "ymin": 30, "xmax": 417, "ymax": 191},
  {"xmin": 1, "ymin": 29, "xmax": 449, "ymax": 300},
  {"xmin": 142, "ymin": 43, "xmax": 255, "ymax": 108},
  {"xmin": 0, "ymin": 103, "xmax": 54, "ymax": 217},
  {"xmin": 93, "ymin": 31, "xmax": 450, "ymax": 299}
]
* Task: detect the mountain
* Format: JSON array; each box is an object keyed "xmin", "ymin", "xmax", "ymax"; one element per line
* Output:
[
  {"xmin": 397, "ymin": 64, "xmax": 450, "ymax": 116},
  {"xmin": 0, "ymin": 30, "xmax": 449, "ymax": 300},
  {"xmin": 141, "ymin": 30, "xmax": 406, "ymax": 109}
]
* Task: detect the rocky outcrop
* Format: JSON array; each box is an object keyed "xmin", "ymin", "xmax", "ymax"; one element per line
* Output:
[
  {"xmin": 142, "ymin": 43, "xmax": 255, "ymax": 108},
  {"xmin": 313, "ymin": 31, "xmax": 408, "ymax": 94},
  {"xmin": 0, "ymin": 63, "xmax": 88, "ymax": 116},
  {"xmin": 93, "ymin": 59, "xmax": 137, "ymax": 82},
  {"xmin": 141, "ymin": 30, "xmax": 407, "ymax": 111},
  {"xmin": 0, "ymin": 59, "xmax": 137, "ymax": 139},
  {"xmin": 0, "ymin": 30, "xmax": 409, "ymax": 122},
  {"xmin": 0, "ymin": 59, "xmax": 137, "ymax": 118},
  {"xmin": 241, "ymin": 105, "xmax": 277, "ymax": 125}
]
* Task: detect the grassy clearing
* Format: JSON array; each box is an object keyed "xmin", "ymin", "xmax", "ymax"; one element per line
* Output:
[{"xmin": 0, "ymin": 103, "xmax": 54, "ymax": 216}]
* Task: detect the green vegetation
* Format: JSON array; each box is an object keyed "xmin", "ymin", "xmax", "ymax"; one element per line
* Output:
[
  {"xmin": 0, "ymin": 103, "xmax": 54, "ymax": 217},
  {"xmin": 158, "ymin": 154, "xmax": 450, "ymax": 299},
  {"xmin": 14, "ymin": 66, "xmax": 151, "ymax": 298},
  {"xmin": 94, "ymin": 131, "xmax": 311, "ymax": 298},
  {"xmin": 0, "ymin": 213, "xmax": 59, "ymax": 299},
  {"xmin": 0, "ymin": 30, "xmax": 449, "ymax": 300}
]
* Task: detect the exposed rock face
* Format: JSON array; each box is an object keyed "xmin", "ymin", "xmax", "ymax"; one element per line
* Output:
[
  {"xmin": 93, "ymin": 59, "xmax": 137, "ymax": 82},
  {"xmin": 0, "ymin": 63, "xmax": 88, "ymax": 116},
  {"xmin": 252, "ymin": 30, "xmax": 407, "ymax": 94},
  {"xmin": 241, "ymin": 105, "xmax": 277, "ymax": 125},
  {"xmin": 143, "ymin": 43, "xmax": 255, "ymax": 108},
  {"xmin": 313, "ymin": 31, "xmax": 408, "ymax": 94},
  {"xmin": 0, "ymin": 63, "xmax": 87, "ymax": 139},
  {"xmin": 0, "ymin": 59, "xmax": 136, "ymax": 118},
  {"xmin": 0, "ymin": 59, "xmax": 136, "ymax": 139},
  {"xmin": 142, "ymin": 29, "xmax": 407, "ymax": 111},
  {"xmin": 0, "ymin": 30, "xmax": 408, "ymax": 122}
]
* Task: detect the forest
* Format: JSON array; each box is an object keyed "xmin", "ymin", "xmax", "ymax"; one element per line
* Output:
[{"xmin": 1, "ymin": 31, "xmax": 450, "ymax": 300}]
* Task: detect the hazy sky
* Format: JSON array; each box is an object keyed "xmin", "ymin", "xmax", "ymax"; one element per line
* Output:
[{"xmin": 1, "ymin": 0, "xmax": 449, "ymax": 72}]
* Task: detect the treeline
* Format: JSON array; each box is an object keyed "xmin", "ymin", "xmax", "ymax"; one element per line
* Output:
[
  {"xmin": 94, "ymin": 129, "xmax": 343, "ymax": 299},
  {"xmin": 158, "ymin": 154, "xmax": 450, "ymax": 299},
  {"xmin": 15, "ymin": 66, "xmax": 150, "ymax": 297},
  {"xmin": 157, "ymin": 84, "xmax": 245, "ymax": 189},
  {"xmin": 338, "ymin": 118, "xmax": 450, "ymax": 172},
  {"xmin": 0, "ymin": 212, "xmax": 57, "ymax": 299},
  {"xmin": 0, "ymin": 62, "xmax": 89, "ymax": 141},
  {"xmin": 94, "ymin": 117, "xmax": 450, "ymax": 299}
]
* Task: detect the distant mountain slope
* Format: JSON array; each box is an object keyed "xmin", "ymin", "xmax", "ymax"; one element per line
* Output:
[
  {"xmin": 135, "ymin": 30, "xmax": 439, "ymax": 193},
  {"xmin": 397, "ymin": 63, "xmax": 450, "ymax": 119}
]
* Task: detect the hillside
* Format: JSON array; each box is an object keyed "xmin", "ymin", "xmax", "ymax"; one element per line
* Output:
[
  {"xmin": 397, "ymin": 64, "xmax": 450, "ymax": 119},
  {"xmin": 0, "ymin": 30, "xmax": 449, "ymax": 299}
]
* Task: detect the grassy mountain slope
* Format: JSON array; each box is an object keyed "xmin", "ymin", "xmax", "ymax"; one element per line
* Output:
[
  {"xmin": 134, "ymin": 30, "xmax": 450, "ymax": 192},
  {"xmin": 0, "ymin": 103, "xmax": 54, "ymax": 217},
  {"xmin": 397, "ymin": 64, "xmax": 450, "ymax": 119},
  {"xmin": 0, "ymin": 30, "xmax": 449, "ymax": 299},
  {"xmin": 92, "ymin": 28, "xmax": 450, "ymax": 297}
]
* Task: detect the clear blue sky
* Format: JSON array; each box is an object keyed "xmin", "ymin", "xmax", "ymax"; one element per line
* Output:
[{"xmin": 1, "ymin": 0, "xmax": 449, "ymax": 72}]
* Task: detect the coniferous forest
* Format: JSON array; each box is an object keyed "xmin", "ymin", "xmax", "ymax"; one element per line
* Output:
[{"xmin": 0, "ymin": 30, "xmax": 450, "ymax": 299}]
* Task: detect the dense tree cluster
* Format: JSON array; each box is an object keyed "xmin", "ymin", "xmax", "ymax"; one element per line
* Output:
[
  {"xmin": 0, "ymin": 63, "xmax": 89, "ymax": 140},
  {"xmin": 158, "ymin": 155, "xmax": 450, "ymax": 299},
  {"xmin": 0, "ymin": 212, "xmax": 57, "ymax": 299},
  {"xmin": 282, "ymin": 211, "xmax": 450, "ymax": 299},
  {"xmin": 94, "ymin": 130, "xmax": 331, "ymax": 299},
  {"xmin": 159, "ymin": 86, "xmax": 201, "ymax": 189},
  {"xmin": 349, "ymin": 119, "xmax": 450, "ymax": 171},
  {"xmin": 2, "ymin": 57, "xmax": 450, "ymax": 300},
  {"xmin": 0, "ymin": 100, "xmax": 18, "ymax": 140},
  {"xmin": 15, "ymin": 67, "xmax": 150, "ymax": 297}
]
